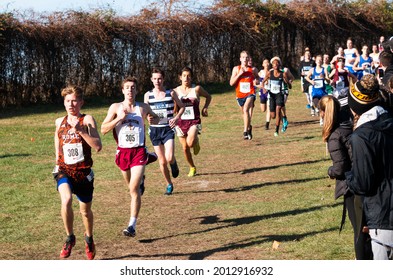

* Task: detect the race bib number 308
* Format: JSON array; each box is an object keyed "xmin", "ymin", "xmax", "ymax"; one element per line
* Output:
[{"xmin": 63, "ymin": 143, "xmax": 85, "ymax": 165}]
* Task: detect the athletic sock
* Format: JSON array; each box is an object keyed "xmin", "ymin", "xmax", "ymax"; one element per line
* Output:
[
  {"xmin": 129, "ymin": 217, "xmax": 137, "ymax": 229},
  {"xmin": 66, "ymin": 234, "xmax": 75, "ymax": 242},
  {"xmin": 85, "ymin": 234, "xmax": 93, "ymax": 244},
  {"xmin": 275, "ymin": 126, "xmax": 279, "ymax": 133}
]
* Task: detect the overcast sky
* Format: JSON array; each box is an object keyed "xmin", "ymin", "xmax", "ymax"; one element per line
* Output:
[{"xmin": 1, "ymin": 0, "xmax": 214, "ymax": 16}]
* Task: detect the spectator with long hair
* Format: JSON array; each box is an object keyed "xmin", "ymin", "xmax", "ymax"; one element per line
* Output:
[{"xmin": 319, "ymin": 95, "xmax": 372, "ymax": 259}]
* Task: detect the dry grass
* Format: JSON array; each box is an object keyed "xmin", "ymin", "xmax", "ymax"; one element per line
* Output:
[{"xmin": 0, "ymin": 80, "xmax": 355, "ymax": 260}]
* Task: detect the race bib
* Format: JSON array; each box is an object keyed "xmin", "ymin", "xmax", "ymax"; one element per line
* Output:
[
  {"xmin": 314, "ymin": 80, "xmax": 323, "ymax": 89},
  {"xmin": 63, "ymin": 143, "xmax": 84, "ymax": 165},
  {"xmin": 270, "ymin": 80, "xmax": 281, "ymax": 94},
  {"xmin": 336, "ymin": 80, "xmax": 345, "ymax": 90},
  {"xmin": 239, "ymin": 82, "xmax": 251, "ymax": 93},
  {"xmin": 155, "ymin": 108, "xmax": 168, "ymax": 125},
  {"xmin": 181, "ymin": 106, "xmax": 195, "ymax": 120},
  {"xmin": 119, "ymin": 128, "xmax": 140, "ymax": 148}
]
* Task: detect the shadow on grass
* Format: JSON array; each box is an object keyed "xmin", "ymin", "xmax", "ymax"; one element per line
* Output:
[
  {"xmin": 103, "ymin": 203, "xmax": 341, "ymax": 260},
  {"xmin": 198, "ymin": 158, "xmax": 329, "ymax": 176},
  {"xmin": 0, "ymin": 153, "xmax": 32, "ymax": 159},
  {"xmin": 177, "ymin": 176, "xmax": 327, "ymax": 195},
  {"xmin": 103, "ymin": 227, "xmax": 338, "ymax": 260},
  {"xmin": 290, "ymin": 119, "xmax": 321, "ymax": 127},
  {"xmin": 188, "ymin": 228, "xmax": 339, "ymax": 260},
  {"xmin": 222, "ymin": 176, "xmax": 327, "ymax": 193}
]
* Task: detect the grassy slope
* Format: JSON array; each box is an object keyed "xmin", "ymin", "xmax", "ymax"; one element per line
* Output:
[{"xmin": 0, "ymin": 80, "xmax": 354, "ymax": 260}]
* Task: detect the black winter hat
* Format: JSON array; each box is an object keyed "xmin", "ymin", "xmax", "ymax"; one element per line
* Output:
[{"xmin": 348, "ymin": 74, "xmax": 381, "ymax": 115}]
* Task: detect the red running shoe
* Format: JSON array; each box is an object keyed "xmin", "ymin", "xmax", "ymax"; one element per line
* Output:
[
  {"xmin": 84, "ymin": 234, "xmax": 96, "ymax": 260},
  {"xmin": 59, "ymin": 235, "xmax": 75, "ymax": 258}
]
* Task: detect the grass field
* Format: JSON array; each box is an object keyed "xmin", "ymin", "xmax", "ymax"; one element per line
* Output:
[{"xmin": 0, "ymin": 80, "xmax": 356, "ymax": 260}]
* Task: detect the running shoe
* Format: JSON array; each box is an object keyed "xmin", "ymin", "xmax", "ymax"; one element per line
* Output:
[
  {"xmin": 274, "ymin": 132, "xmax": 279, "ymax": 137},
  {"xmin": 170, "ymin": 161, "xmax": 179, "ymax": 178},
  {"xmin": 311, "ymin": 108, "xmax": 315, "ymax": 116},
  {"xmin": 139, "ymin": 175, "xmax": 145, "ymax": 196},
  {"xmin": 59, "ymin": 234, "xmax": 76, "ymax": 258},
  {"xmin": 146, "ymin": 152, "xmax": 158, "ymax": 165},
  {"xmin": 165, "ymin": 184, "xmax": 174, "ymax": 195},
  {"xmin": 247, "ymin": 125, "xmax": 252, "ymax": 140},
  {"xmin": 123, "ymin": 225, "xmax": 136, "ymax": 237},
  {"xmin": 84, "ymin": 234, "xmax": 96, "ymax": 260},
  {"xmin": 243, "ymin": 132, "xmax": 248, "ymax": 140},
  {"xmin": 188, "ymin": 167, "xmax": 196, "ymax": 177},
  {"xmin": 193, "ymin": 140, "xmax": 200, "ymax": 155},
  {"xmin": 282, "ymin": 117, "xmax": 288, "ymax": 132}
]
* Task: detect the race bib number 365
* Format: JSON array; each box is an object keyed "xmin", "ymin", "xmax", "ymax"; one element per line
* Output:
[{"xmin": 119, "ymin": 130, "xmax": 140, "ymax": 148}]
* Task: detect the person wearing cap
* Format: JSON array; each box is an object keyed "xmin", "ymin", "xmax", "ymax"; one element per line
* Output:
[
  {"xmin": 346, "ymin": 74, "xmax": 393, "ymax": 260},
  {"xmin": 230, "ymin": 50, "xmax": 260, "ymax": 140},
  {"xmin": 261, "ymin": 56, "xmax": 290, "ymax": 137}
]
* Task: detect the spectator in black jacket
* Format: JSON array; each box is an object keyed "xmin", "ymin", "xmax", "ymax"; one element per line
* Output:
[
  {"xmin": 346, "ymin": 74, "xmax": 393, "ymax": 260},
  {"xmin": 319, "ymin": 95, "xmax": 372, "ymax": 260}
]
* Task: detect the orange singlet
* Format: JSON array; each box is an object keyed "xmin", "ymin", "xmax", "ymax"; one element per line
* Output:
[{"xmin": 235, "ymin": 66, "xmax": 255, "ymax": 99}]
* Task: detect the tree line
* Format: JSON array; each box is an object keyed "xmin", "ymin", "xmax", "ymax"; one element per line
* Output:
[{"xmin": 1, "ymin": 0, "xmax": 392, "ymax": 108}]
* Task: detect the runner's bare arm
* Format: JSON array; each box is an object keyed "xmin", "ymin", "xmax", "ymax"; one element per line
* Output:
[
  {"xmin": 169, "ymin": 90, "xmax": 185, "ymax": 128},
  {"xmin": 54, "ymin": 118, "xmax": 62, "ymax": 164},
  {"xmin": 142, "ymin": 103, "xmax": 159, "ymax": 125},
  {"xmin": 79, "ymin": 115, "xmax": 102, "ymax": 152},
  {"xmin": 229, "ymin": 66, "xmax": 244, "ymax": 87},
  {"xmin": 101, "ymin": 103, "xmax": 124, "ymax": 135},
  {"xmin": 196, "ymin": 85, "xmax": 212, "ymax": 117}
]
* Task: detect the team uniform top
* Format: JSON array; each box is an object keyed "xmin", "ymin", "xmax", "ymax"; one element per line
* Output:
[
  {"xmin": 176, "ymin": 85, "xmax": 201, "ymax": 124},
  {"xmin": 267, "ymin": 69, "xmax": 284, "ymax": 95},
  {"xmin": 57, "ymin": 114, "xmax": 92, "ymax": 180},
  {"xmin": 281, "ymin": 68, "xmax": 290, "ymax": 93},
  {"xmin": 299, "ymin": 60, "xmax": 315, "ymax": 91},
  {"xmin": 344, "ymin": 48, "xmax": 357, "ymax": 73},
  {"xmin": 299, "ymin": 60, "xmax": 315, "ymax": 79},
  {"xmin": 310, "ymin": 67, "xmax": 326, "ymax": 98},
  {"xmin": 357, "ymin": 56, "xmax": 373, "ymax": 79},
  {"xmin": 113, "ymin": 103, "xmax": 145, "ymax": 149},
  {"xmin": 235, "ymin": 66, "xmax": 255, "ymax": 99},
  {"xmin": 145, "ymin": 90, "xmax": 175, "ymax": 128},
  {"xmin": 332, "ymin": 70, "xmax": 350, "ymax": 90},
  {"xmin": 258, "ymin": 70, "xmax": 268, "ymax": 95}
]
